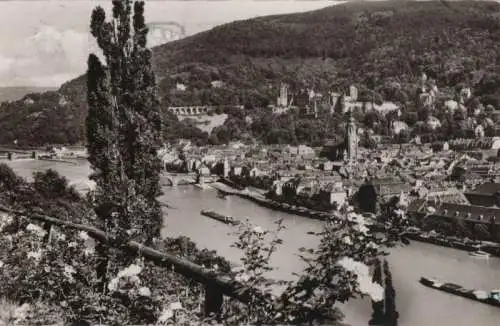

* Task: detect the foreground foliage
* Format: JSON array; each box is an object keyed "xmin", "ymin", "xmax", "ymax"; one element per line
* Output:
[
  {"xmin": 0, "ymin": 164, "xmax": 232, "ymax": 325},
  {"xmin": 0, "ymin": 162, "xmax": 409, "ymax": 325}
]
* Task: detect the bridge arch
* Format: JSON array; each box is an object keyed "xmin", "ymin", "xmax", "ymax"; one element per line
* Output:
[{"xmin": 162, "ymin": 174, "xmax": 197, "ymax": 186}]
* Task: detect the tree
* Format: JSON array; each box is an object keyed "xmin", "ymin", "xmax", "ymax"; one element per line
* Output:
[
  {"xmin": 0, "ymin": 163, "xmax": 19, "ymax": 191},
  {"xmin": 383, "ymin": 260, "xmax": 399, "ymax": 326},
  {"xmin": 32, "ymin": 169, "xmax": 79, "ymax": 200},
  {"xmin": 474, "ymin": 223, "xmax": 491, "ymax": 242},
  {"xmin": 489, "ymin": 218, "xmax": 500, "ymax": 242},
  {"xmin": 86, "ymin": 0, "xmax": 164, "ymax": 285}
]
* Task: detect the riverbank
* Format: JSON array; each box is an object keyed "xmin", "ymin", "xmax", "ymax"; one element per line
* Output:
[
  {"xmin": 211, "ymin": 181, "xmax": 331, "ymax": 221},
  {"xmin": 38, "ymin": 158, "xmax": 80, "ymax": 165},
  {"xmin": 407, "ymin": 232, "xmax": 500, "ymax": 257}
]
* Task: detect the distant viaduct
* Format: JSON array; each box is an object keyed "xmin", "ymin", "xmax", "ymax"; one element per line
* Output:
[{"xmin": 167, "ymin": 106, "xmax": 214, "ymax": 116}]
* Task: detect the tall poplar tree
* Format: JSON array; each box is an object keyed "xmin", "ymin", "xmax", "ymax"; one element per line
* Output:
[{"xmin": 86, "ymin": 0, "xmax": 163, "ymax": 251}]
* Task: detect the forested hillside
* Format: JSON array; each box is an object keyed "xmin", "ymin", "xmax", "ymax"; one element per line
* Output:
[{"xmin": 2, "ymin": 0, "xmax": 500, "ymax": 146}]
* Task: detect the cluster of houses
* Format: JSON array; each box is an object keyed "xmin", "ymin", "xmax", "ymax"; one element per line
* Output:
[
  {"xmin": 268, "ymin": 83, "xmax": 401, "ymax": 118},
  {"xmin": 160, "ymin": 127, "xmax": 500, "ymax": 240}
]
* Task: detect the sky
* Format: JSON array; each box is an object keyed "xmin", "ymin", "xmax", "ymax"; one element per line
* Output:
[{"xmin": 0, "ymin": 0, "xmax": 341, "ymax": 88}]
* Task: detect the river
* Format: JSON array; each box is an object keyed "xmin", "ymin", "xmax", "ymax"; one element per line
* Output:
[{"xmin": 4, "ymin": 159, "xmax": 500, "ymax": 326}]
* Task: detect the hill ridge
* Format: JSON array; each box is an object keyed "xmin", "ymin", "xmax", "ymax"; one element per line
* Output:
[{"xmin": 2, "ymin": 0, "xmax": 500, "ymax": 145}]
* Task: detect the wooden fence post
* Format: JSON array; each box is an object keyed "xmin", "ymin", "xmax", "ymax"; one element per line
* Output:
[
  {"xmin": 43, "ymin": 222, "xmax": 52, "ymax": 244},
  {"xmin": 204, "ymin": 283, "xmax": 223, "ymax": 319}
]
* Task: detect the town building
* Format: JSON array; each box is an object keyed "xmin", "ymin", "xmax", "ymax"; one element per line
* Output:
[
  {"xmin": 465, "ymin": 182, "xmax": 500, "ymax": 207},
  {"xmin": 176, "ymin": 83, "xmax": 187, "ymax": 91},
  {"xmin": 356, "ymin": 177, "xmax": 409, "ymax": 213}
]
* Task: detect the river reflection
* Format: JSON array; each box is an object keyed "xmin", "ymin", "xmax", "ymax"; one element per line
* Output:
[{"xmin": 5, "ymin": 160, "xmax": 500, "ymax": 326}]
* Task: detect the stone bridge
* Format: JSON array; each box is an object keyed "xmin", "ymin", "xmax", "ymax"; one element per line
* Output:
[
  {"xmin": 168, "ymin": 106, "xmax": 214, "ymax": 116},
  {"xmin": 161, "ymin": 172, "xmax": 198, "ymax": 186}
]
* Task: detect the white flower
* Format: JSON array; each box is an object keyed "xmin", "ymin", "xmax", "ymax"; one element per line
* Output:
[
  {"xmin": 117, "ymin": 263, "xmax": 142, "ymax": 278},
  {"xmin": 129, "ymin": 275, "xmax": 140, "ymax": 284},
  {"xmin": 0, "ymin": 261, "xmax": 4, "ymax": 268},
  {"xmin": 138, "ymin": 286, "xmax": 151, "ymax": 297},
  {"xmin": 63, "ymin": 265, "xmax": 76, "ymax": 282},
  {"xmin": 158, "ymin": 308, "xmax": 174, "ymax": 322},
  {"xmin": 235, "ymin": 272, "xmax": 251, "ymax": 283},
  {"xmin": 68, "ymin": 242, "xmax": 77, "ymax": 248},
  {"xmin": 169, "ymin": 301, "xmax": 183, "ymax": 310},
  {"xmin": 84, "ymin": 247, "xmax": 95, "ymax": 256},
  {"xmin": 342, "ymin": 236, "xmax": 353, "ymax": 245},
  {"xmin": 13, "ymin": 303, "xmax": 30, "ymax": 322},
  {"xmin": 27, "ymin": 250, "xmax": 42, "ymax": 261},
  {"xmin": 107, "ymin": 277, "xmax": 119, "ymax": 292},
  {"xmin": 337, "ymin": 257, "xmax": 384, "ymax": 301},
  {"xmin": 0, "ymin": 214, "xmax": 13, "ymax": 232},
  {"xmin": 213, "ymin": 264, "xmax": 219, "ymax": 271},
  {"xmin": 52, "ymin": 231, "xmax": 66, "ymax": 241},
  {"xmin": 78, "ymin": 231, "xmax": 89, "ymax": 241},
  {"xmin": 357, "ymin": 274, "xmax": 384, "ymax": 302},
  {"xmin": 338, "ymin": 257, "xmax": 369, "ymax": 275},
  {"xmin": 355, "ymin": 224, "xmax": 370, "ymax": 235},
  {"xmin": 252, "ymin": 226, "xmax": 264, "ymax": 234},
  {"xmin": 346, "ymin": 212, "xmax": 370, "ymax": 234},
  {"xmin": 394, "ymin": 209, "xmax": 406, "ymax": 219},
  {"xmin": 26, "ymin": 223, "xmax": 47, "ymax": 238}
]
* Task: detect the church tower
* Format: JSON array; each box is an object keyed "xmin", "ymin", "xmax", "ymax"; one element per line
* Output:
[
  {"xmin": 345, "ymin": 113, "xmax": 358, "ymax": 163},
  {"xmin": 277, "ymin": 83, "xmax": 288, "ymax": 107}
]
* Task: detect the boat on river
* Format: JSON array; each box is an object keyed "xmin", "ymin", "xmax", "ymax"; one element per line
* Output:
[
  {"xmin": 419, "ymin": 277, "xmax": 500, "ymax": 308},
  {"xmin": 201, "ymin": 210, "xmax": 240, "ymax": 226},
  {"xmin": 194, "ymin": 183, "xmax": 211, "ymax": 190},
  {"xmin": 399, "ymin": 230, "xmax": 500, "ymax": 257},
  {"xmin": 469, "ymin": 250, "xmax": 490, "ymax": 258}
]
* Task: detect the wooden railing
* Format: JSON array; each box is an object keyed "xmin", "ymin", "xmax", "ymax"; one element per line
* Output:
[
  {"xmin": 0, "ymin": 205, "xmax": 257, "ymax": 316},
  {"xmin": 0, "ymin": 205, "xmax": 332, "ymax": 322}
]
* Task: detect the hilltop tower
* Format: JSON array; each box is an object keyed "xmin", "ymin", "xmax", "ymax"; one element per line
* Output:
[
  {"xmin": 277, "ymin": 83, "xmax": 288, "ymax": 107},
  {"xmin": 345, "ymin": 113, "xmax": 358, "ymax": 163}
]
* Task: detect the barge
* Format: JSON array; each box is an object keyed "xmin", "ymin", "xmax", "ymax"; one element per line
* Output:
[
  {"xmin": 419, "ymin": 277, "xmax": 500, "ymax": 308},
  {"xmin": 201, "ymin": 210, "xmax": 240, "ymax": 226}
]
